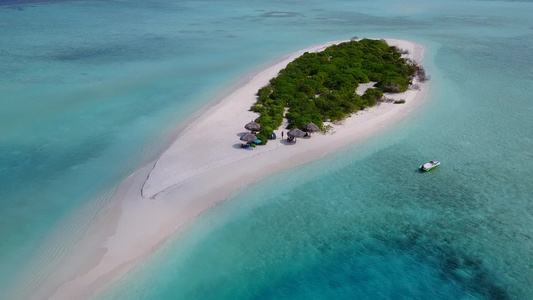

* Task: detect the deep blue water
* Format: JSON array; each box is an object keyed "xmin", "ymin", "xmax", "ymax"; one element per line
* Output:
[{"xmin": 1, "ymin": 0, "xmax": 532, "ymax": 299}]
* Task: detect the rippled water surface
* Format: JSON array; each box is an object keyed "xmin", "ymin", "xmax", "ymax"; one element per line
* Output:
[{"xmin": 1, "ymin": 0, "xmax": 531, "ymax": 299}]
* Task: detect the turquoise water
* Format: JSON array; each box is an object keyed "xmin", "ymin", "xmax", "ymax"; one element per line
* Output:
[{"xmin": 1, "ymin": 0, "xmax": 532, "ymax": 299}]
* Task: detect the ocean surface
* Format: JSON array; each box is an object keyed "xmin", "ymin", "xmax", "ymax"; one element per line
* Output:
[{"xmin": 1, "ymin": 0, "xmax": 532, "ymax": 299}]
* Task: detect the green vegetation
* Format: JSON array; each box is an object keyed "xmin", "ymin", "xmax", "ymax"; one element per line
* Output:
[
  {"xmin": 251, "ymin": 39, "xmax": 421, "ymax": 144},
  {"xmin": 394, "ymin": 99, "xmax": 406, "ymax": 104}
]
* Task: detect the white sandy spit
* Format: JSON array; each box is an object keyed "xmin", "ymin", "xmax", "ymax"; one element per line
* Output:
[{"xmin": 12, "ymin": 39, "xmax": 427, "ymax": 300}]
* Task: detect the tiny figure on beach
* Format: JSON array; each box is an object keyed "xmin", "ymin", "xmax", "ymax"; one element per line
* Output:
[{"xmin": 281, "ymin": 131, "xmax": 284, "ymax": 139}]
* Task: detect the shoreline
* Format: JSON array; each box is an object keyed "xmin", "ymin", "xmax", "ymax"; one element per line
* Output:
[{"xmin": 13, "ymin": 39, "xmax": 427, "ymax": 300}]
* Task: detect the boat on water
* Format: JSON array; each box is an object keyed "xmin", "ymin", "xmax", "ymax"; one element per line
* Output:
[{"xmin": 419, "ymin": 161, "xmax": 440, "ymax": 172}]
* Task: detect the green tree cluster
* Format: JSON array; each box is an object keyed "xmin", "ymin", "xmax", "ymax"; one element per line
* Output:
[{"xmin": 250, "ymin": 39, "xmax": 420, "ymax": 144}]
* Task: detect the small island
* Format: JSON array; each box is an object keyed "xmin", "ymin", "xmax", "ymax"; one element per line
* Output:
[
  {"xmin": 55, "ymin": 40, "xmax": 426, "ymax": 299},
  {"xmin": 143, "ymin": 39, "xmax": 427, "ymax": 198},
  {"xmin": 250, "ymin": 39, "xmax": 427, "ymax": 144}
]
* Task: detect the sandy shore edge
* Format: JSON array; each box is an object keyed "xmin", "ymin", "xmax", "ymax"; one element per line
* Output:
[{"xmin": 16, "ymin": 38, "xmax": 427, "ymax": 300}]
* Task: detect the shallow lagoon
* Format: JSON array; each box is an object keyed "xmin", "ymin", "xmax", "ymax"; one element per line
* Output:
[{"xmin": 1, "ymin": 0, "xmax": 531, "ymax": 299}]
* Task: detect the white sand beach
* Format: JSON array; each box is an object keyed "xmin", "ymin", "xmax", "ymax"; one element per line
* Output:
[{"xmin": 18, "ymin": 39, "xmax": 427, "ymax": 300}]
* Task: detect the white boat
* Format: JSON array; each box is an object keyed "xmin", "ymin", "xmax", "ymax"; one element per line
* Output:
[{"xmin": 419, "ymin": 161, "xmax": 440, "ymax": 172}]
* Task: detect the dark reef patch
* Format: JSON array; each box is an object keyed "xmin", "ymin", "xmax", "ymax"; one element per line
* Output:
[{"xmin": 380, "ymin": 227, "xmax": 511, "ymax": 300}]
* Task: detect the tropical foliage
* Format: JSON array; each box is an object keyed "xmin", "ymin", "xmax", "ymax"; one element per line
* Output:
[{"xmin": 251, "ymin": 39, "xmax": 420, "ymax": 144}]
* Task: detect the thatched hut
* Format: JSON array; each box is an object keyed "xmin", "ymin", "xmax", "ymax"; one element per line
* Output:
[
  {"xmin": 244, "ymin": 121, "xmax": 260, "ymax": 132},
  {"xmin": 303, "ymin": 123, "xmax": 319, "ymax": 134},
  {"xmin": 287, "ymin": 128, "xmax": 305, "ymax": 142},
  {"xmin": 240, "ymin": 132, "xmax": 257, "ymax": 142}
]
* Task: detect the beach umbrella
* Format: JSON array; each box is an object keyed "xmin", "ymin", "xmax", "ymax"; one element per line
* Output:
[
  {"xmin": 244, "ymin": 121, "xmax": 260, "ymax": 131},
  {"xmin": 240, "ymin": 132, "xmax": 257, "ymax": 142},
  {"xmin": 287, "ymin": 128, "xmax": 306, "ymax": 138},
  {"xmin": 303, "ymin": 122, "xmax": 319, "ymax": 133}
]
